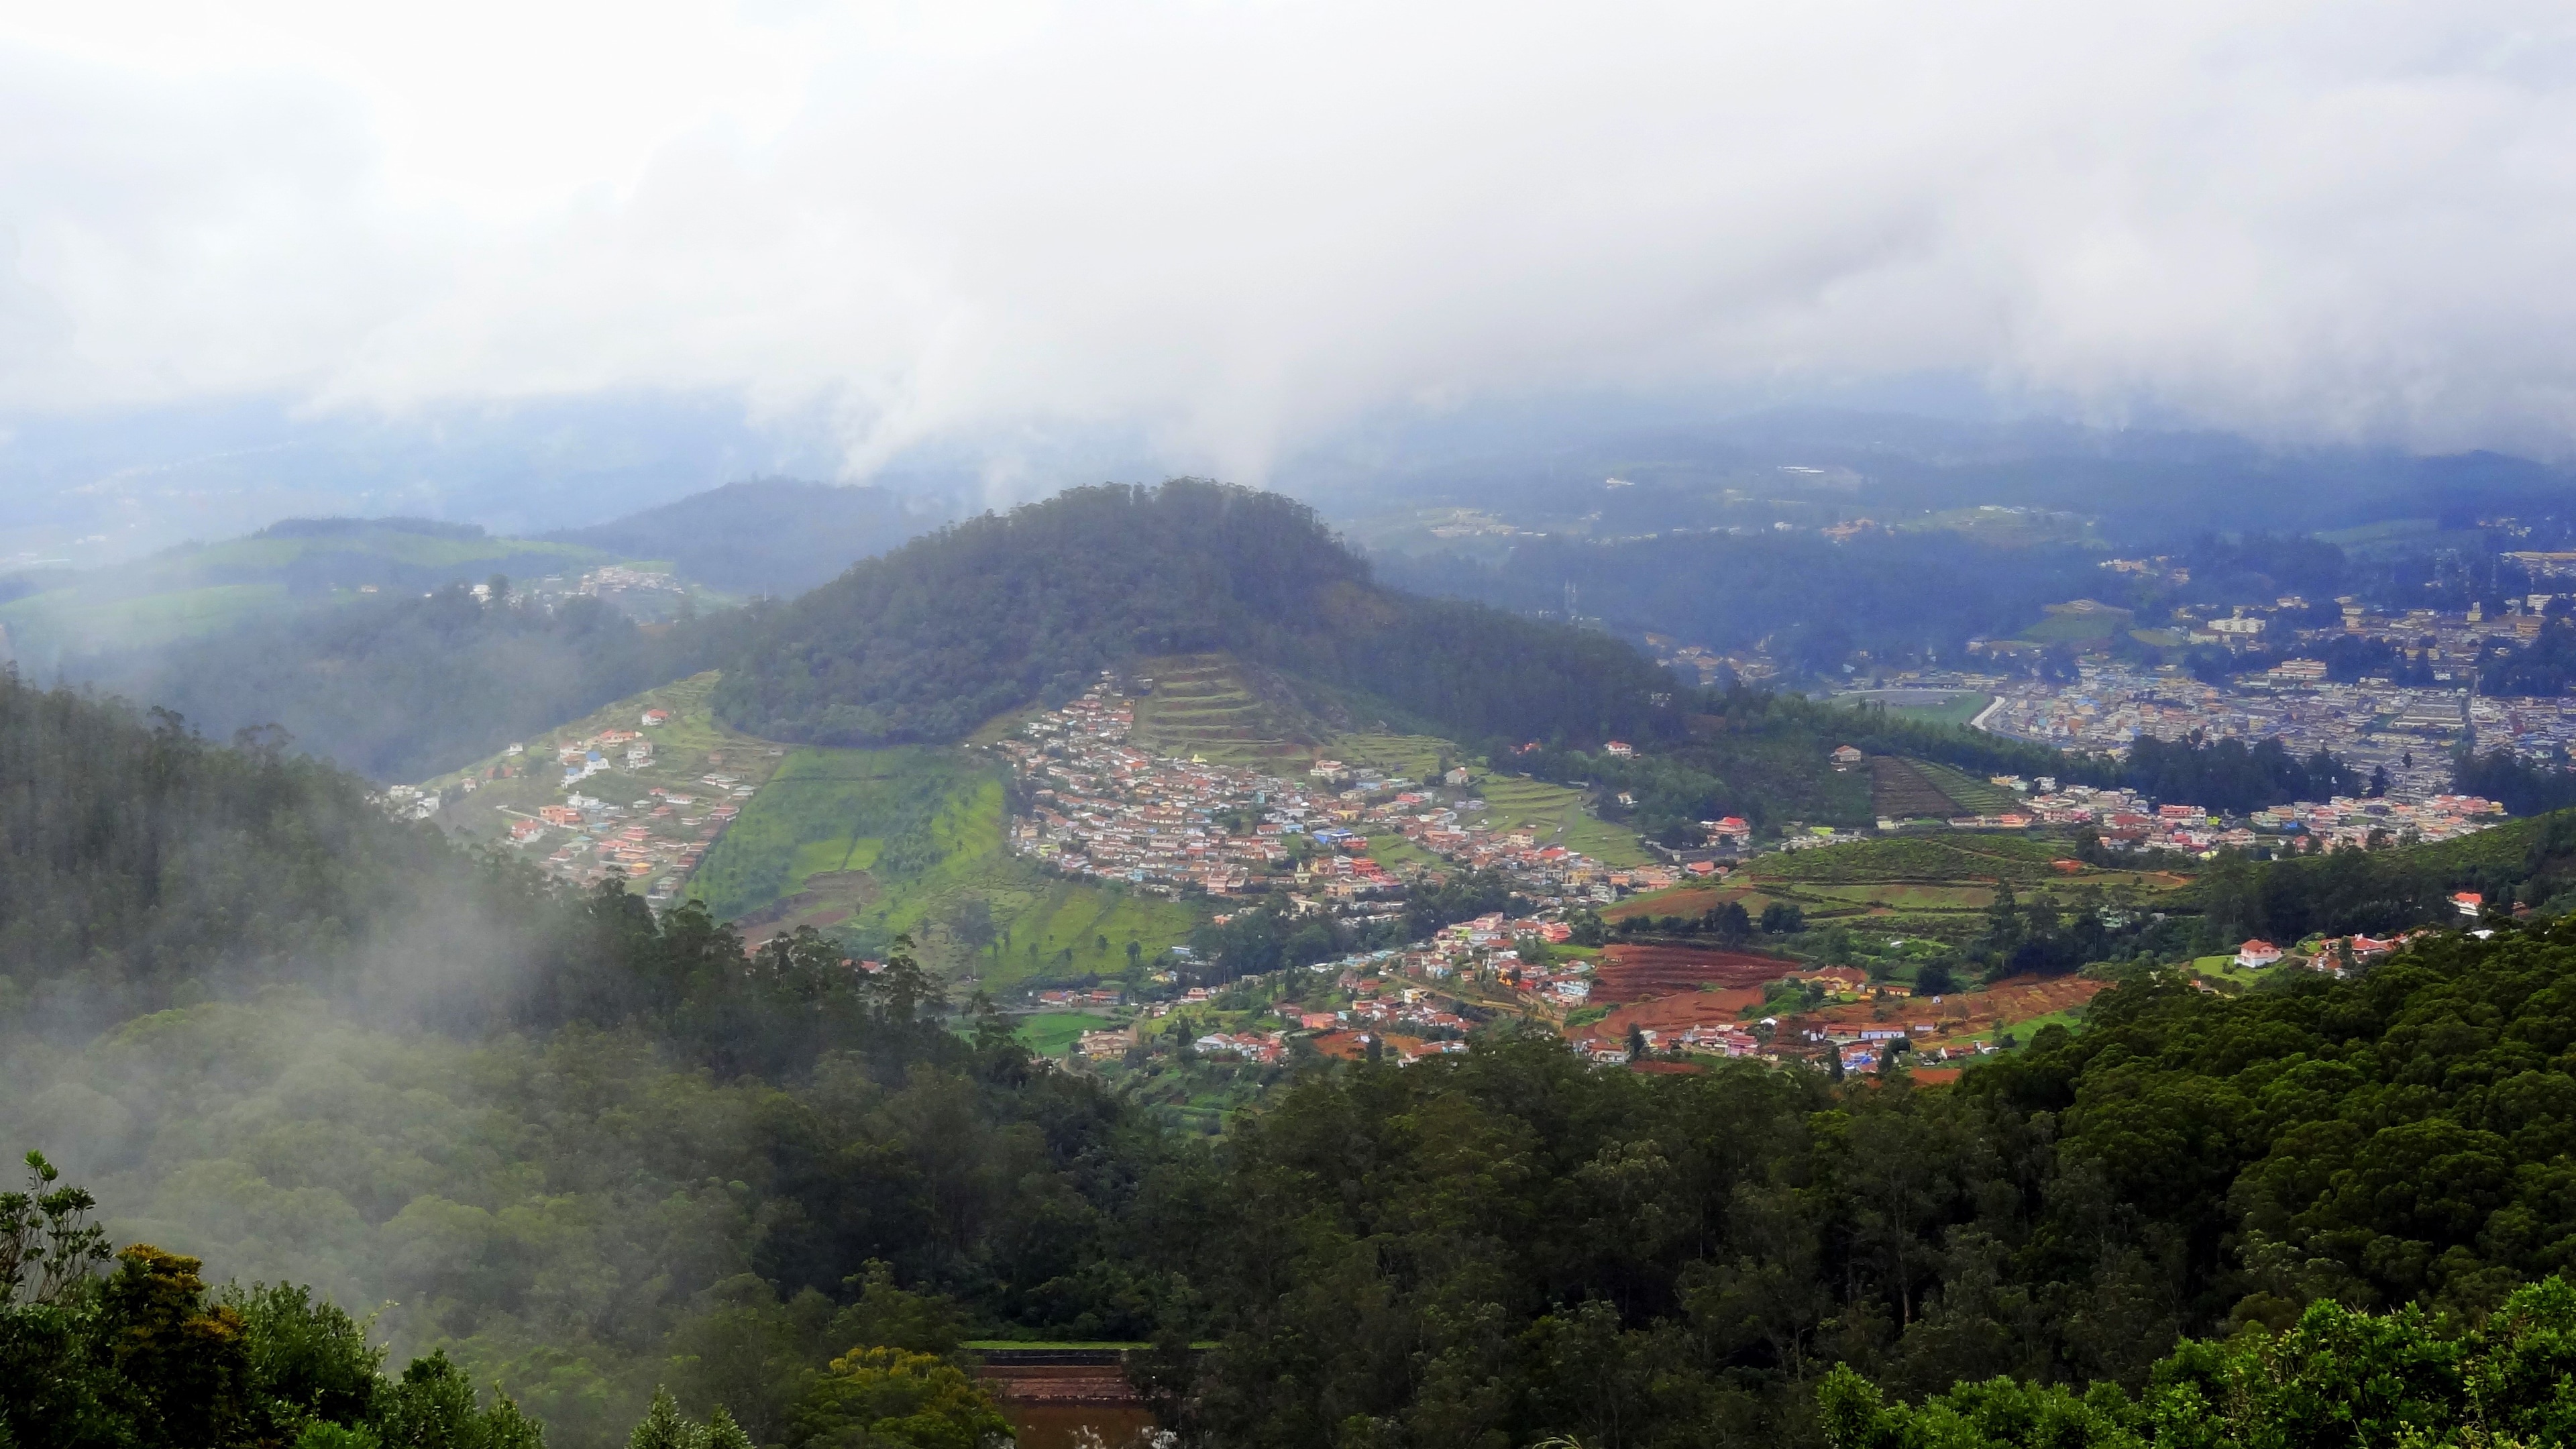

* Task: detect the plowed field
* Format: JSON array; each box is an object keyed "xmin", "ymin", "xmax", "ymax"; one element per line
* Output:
[{"xmin": 1594, "ymin": 944, "xmax": 1799, "ymax": 1001}]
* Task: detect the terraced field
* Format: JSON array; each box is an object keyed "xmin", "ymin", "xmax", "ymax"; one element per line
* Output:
[
  {"xmin": 1477, "ymin": 774, "xmax": 1652, "ymax": 867},
  {"xmin": 1593, "ymin": 945, "xmax": 1799, "ymax": 1002},
  {"xmin": 1331, "ymin": 732, "xmax": 1454, "ymax": 782},
  {"xmin": 1739, "ymin": 833, "xmax": 2192, "ymax": 941},
  {"xmin": 1908, "ymin": 759, "xmax": 2021, "ymax": 812},
  {"xmin": 1869, "ymin": 755, "xmax": 2019, "ymax": 818},
  {"xmin": 1870, "ymin": 757, "xmax": 1959, "ymax": 820},
  {"xmin": 1127, "ymin": 654, "xmax": 1320, "ymax": 764}
]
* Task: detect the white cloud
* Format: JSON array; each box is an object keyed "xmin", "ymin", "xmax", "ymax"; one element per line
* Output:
[{"xmin": 4, "ymin": 0, "xmax": 2576, "ymax": 473}]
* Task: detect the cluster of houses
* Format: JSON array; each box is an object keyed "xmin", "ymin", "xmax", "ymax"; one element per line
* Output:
[
  {"xmin": 441, "ymin": 708, "xmax": 766, "ymax": 904},
  {"xmin": 1993, "ymin": 780, "xmax": 2502, "ymax": 855},
  {"xmin": 1972, "ymin": 652, "xmax": 2516, "ymax": 805},
  {"xmin": 995, "ymin": 687, "xmax": 1667, "ymax": 907},
  {"xmin": 2231, "ymin": 921, "xmax": 2457, "ymax": 977}
]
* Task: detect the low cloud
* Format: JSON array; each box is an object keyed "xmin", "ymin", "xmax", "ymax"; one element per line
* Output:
[{"xmin": 5, "ymin": 1, "xmax": 2576, "ymax": 475}]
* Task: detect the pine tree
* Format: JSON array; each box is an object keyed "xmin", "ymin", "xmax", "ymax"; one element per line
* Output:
[{"xmin": 627, "ymin": 1387, "xmax": 702, "ymax": 1449}]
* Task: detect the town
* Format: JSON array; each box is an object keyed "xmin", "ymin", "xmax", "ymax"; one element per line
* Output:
[{"xmin": 991, "ymin": 685, "xmax": 1686, "ymax": 908}]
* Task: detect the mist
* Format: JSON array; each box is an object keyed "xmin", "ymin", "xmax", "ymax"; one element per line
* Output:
[{"xmin": 4, "ymin": 0, "xmax": 2576, "ymax": 536}]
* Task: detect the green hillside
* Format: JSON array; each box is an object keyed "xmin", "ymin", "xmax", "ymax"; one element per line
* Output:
[
  {"xmin": 688, "ymin": 741, "xmax": 1204, "ymax": 988},
  {"xmin": 710, "ymin": 480, "xmax": 1682, "ymax": 753},
  {"xmin": 1, "ymin": 519, "xmax": 614, "ymax": 661}
]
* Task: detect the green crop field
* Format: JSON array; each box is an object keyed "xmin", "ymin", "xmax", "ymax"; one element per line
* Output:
[
  {"xmin": 1128, "ymin": 653, "xmax": 1320, "ymax": 764},
  {"xmin": 1013, "ymin": 1010, "xmax": 1118, "ymax": 1055},
  {"xmin": 1753, "ymin": 833, "xmax": 2174, "ymax": 890},
  {"xmin": 1906, "ymin": 759, "xmax": 2021, "ymax": 813},
  {"xmin": 2019, "ymin": 600, "xmax": 2133, "ymax": 643},
  {"xmin": 692, "ymin": 735, "xmax": 1207, "ymax": 989},
  {"xmin": 689, "ymin": 745, "xmax": 975, "ymax": 919},
  {"xmin": 1477, "ymin": 775, "xmax": 1651, "ymax": 867}
]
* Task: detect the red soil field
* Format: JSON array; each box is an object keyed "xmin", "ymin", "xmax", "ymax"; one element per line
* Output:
[
  {"xmin": 1594, "ymin": 986, "xmax": 1765, "ymax": 1037},
  {"xmin": 1593, "ymin": 944, "xmax": 1799, "ymax": 1002}
]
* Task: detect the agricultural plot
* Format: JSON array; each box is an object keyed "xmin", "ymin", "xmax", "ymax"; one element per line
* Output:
[
  {"xmin": 689, "ymin": 745, "xmax": 974, "ymax": 921},
  {"xmin": 1013, "ymin": 1010, "xmax": 1120, "ymax": 1056},
  {"xmin": 1870, "ymin": 757, "xmax": 1961, "ymax": 820},
  {"xmin": 700, "ymin": 740, "xmax": 1206, "ymax": 987},
  {"xmin": 1756, "ymin": 834, "xmax": 2096, "ymax": 885},
  {"xmin": 1744, "ymin": 833, "xmax": 2188, "ymax": 942},
  {"xmin": 1477, "ymin": 775, "xmax": 1653, "ymax": 867},
  {"xmin": 1126, "ymin": 653, "xmax": 1320, "ymax": 764},
  {"xmin": 1781, "ymin": 973, "xmax": 2105, "ymax": 1053},
  {"xmin": 1907, "ymin": 759, "xmax": 2021, "ymax": 813},
  {"xmin": 1593, "ymin": 944, "xmax": 1799, "ymax": 1002},
  {"xmin": 2019, "ymin": 598, "xmax": 2133, "ymax": 643},
  {"xmin": 1331, "ymin": 731, "xmax": 1455, "ymax": 782},
  {"xmin": 1605, "ymin": 883, "xmax": 1732, "ymax": 922}
]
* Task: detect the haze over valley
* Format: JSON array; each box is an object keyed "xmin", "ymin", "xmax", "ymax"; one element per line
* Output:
[{"xmin": 18, "ymin": 7, "xmax": 2576, "ymax": 1449}]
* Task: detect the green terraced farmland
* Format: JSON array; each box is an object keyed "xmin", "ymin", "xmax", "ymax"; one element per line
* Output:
[
  {"xmin": 1331, "ymin": 732, "xmax": 1455, "ymax": 781},
  {"xmin": 1478, "ymin": 774, "xmax": 1651, "ymax": 867},
  {"xmin": 1907, "ymin": 759, "xmax": 2022, "ymax": 813},
  {"xmin": 697, "ymin": 737, "xmax": 1207, "ymax": 987},
  {"xmin": 688, "ymin": 745, "xmax": 974, "ymax": 921},
  {"xmin": 1128, "ymin": 654, "xmax": 1318, "ymax": 764}
]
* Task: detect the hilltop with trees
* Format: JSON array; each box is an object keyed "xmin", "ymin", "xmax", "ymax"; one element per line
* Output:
[{"xmin": 710, "ymin": 480, "xmax": 1684, "ymax": 752}]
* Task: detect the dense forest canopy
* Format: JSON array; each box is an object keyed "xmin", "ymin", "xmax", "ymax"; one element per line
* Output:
[
  {"xmin": 711, "ymin": 480, "xmax": 1685, "ymax": 751},
  {"xmin": 0, "ymin": 673, "xmax": 457, "ymax": 1029},
  {"xmin": 1118, "ymin": 920, "xmax": 2576, "ymax": 1446}
]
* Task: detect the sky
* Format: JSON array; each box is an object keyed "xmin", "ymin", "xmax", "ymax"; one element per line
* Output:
[{"xmin": 5, "ymin": 0, "xmax": 2576, "ymax": 531}]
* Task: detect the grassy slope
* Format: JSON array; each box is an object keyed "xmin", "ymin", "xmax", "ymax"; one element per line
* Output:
[
  {"xmin": 690, "ymin": 740, "xmax": 1205, "ymax": 990},
  {"xmin": 1881, "ymin": 693, "xmax": 1993, "ymax": 729},
  {"xmin": 3, "ymin": 529, "xmax": 620, "ymax": 657},
  {"xmin": 1477, "ymin": 773, "xmax": 1653, "ymax": 867},
  {"xmin": 1907, "ymin": 759, "xmax": 2022, "ymax": 813},
  {"xmin": 1012, "ymin": 1010, "xmax": 1119, "ymax": 1055},
  {"xmin": 0, "ymin": 582, "xmax": 291, "ymax": 654}
]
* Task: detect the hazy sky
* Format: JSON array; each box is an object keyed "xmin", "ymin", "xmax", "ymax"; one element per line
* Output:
[{"xmin": 7, "ymin": 1, "xmax": 2576, "ymax": 482}]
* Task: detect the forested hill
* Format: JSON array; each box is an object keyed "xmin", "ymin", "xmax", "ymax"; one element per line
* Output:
[
  {"xmin": 711, "ymin": 479, "xmax": 1684, "ymax": 749},
  {"xmin": 0, "ymin": 673, "xmax": 453, "ymax": 1028}
]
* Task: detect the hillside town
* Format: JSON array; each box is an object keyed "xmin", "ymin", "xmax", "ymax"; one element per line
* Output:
[
  {"xmin": 389, "ymin": 704, "xmax": 771, "ymax": 906},
  {"xmin": 1972, "ymin": 777, "xmax": 2505, "ymax": 854},
  {"xmin": 991, "ymin": 685, "xmax": 1677, "ymax": 907}
]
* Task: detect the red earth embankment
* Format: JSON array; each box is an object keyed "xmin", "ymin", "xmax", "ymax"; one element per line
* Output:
[{"xmin": 1593, "ymin": 944, "xmax": 1800, "ymax": 1002}]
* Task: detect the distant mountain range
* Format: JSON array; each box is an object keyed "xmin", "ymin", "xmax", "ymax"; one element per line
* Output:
[{"xmin": 541, "ymin": 478, "xmax": 947, "ymax": 595}]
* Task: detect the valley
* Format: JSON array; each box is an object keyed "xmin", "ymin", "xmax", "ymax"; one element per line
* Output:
[{"xmin": 23, "ymin": 478, "xmax": 2576, "ymax": 1449}]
